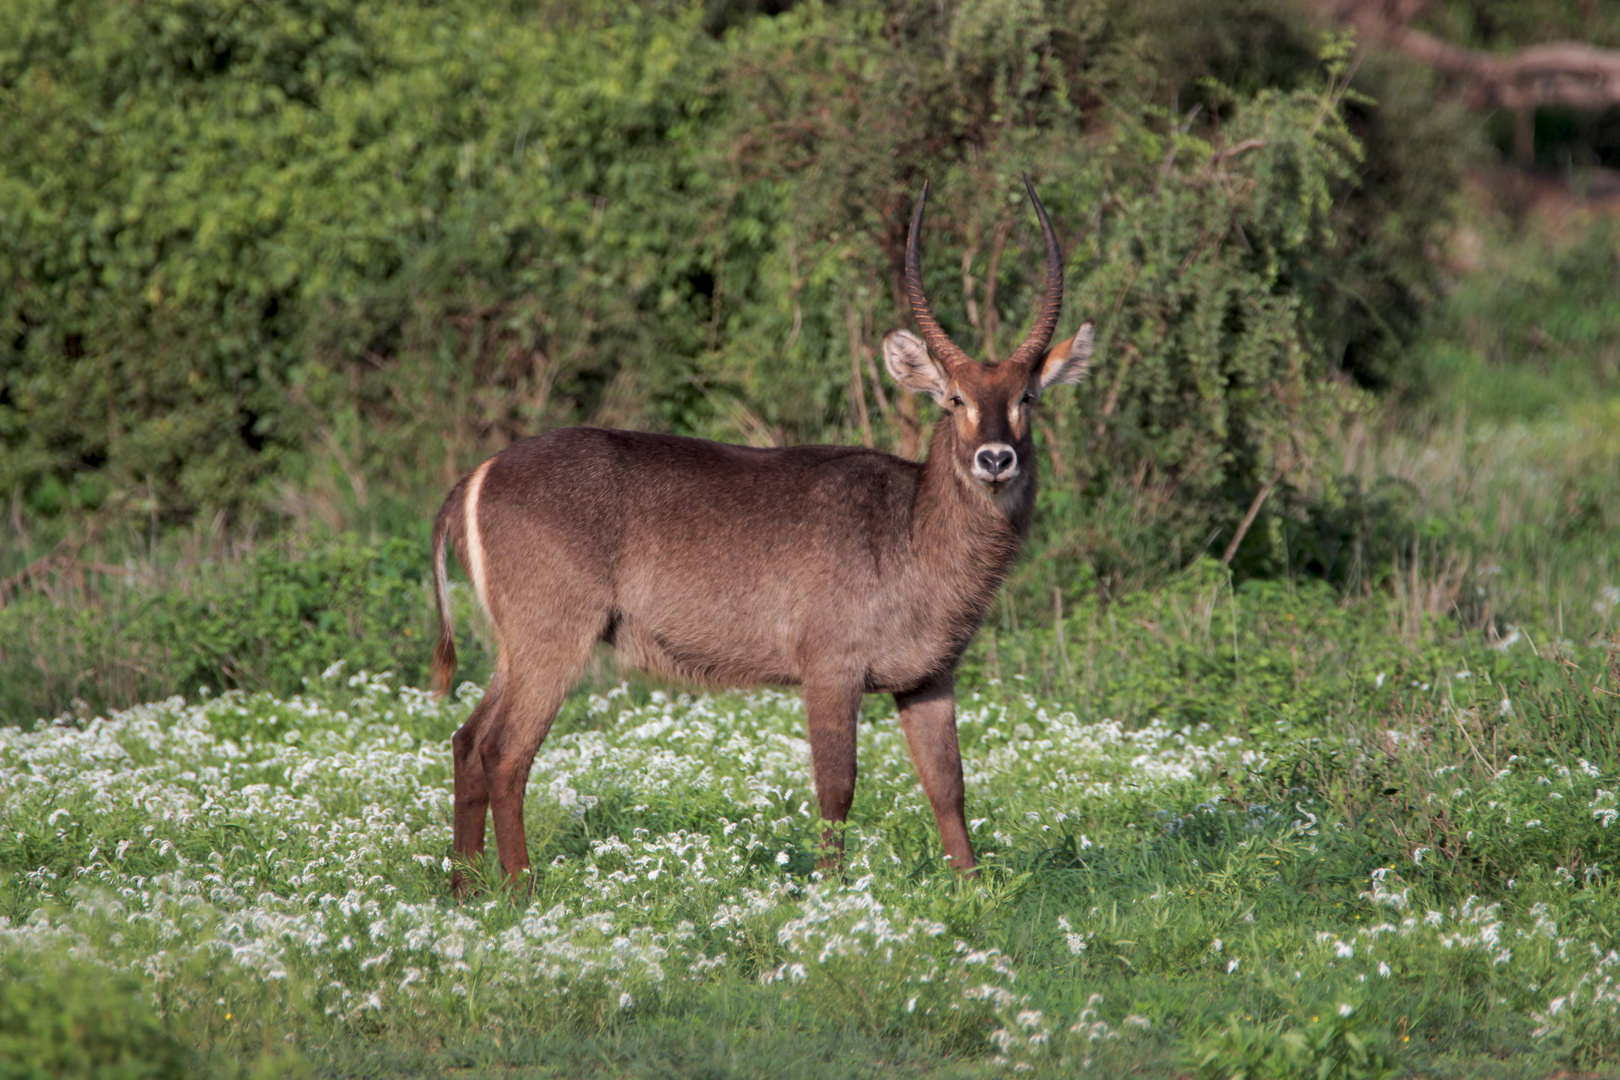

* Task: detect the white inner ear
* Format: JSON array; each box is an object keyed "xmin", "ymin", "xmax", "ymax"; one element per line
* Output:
[
  {"xmin": 883, "ymin": 330, "xmax": 949, "ymax": 403},
  {"xmin": 1038, "ymin": 321, "xmax": 1095, "ymax": 389}
]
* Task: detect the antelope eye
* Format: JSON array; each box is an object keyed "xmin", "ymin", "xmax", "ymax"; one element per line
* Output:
[
  {"xmin": 1020, "ymin": 393, "xmax": 1035, "ymax": 405},
  {"xmin": 948, "ymin": 395, "xmax": 965, "ymax": 408}
]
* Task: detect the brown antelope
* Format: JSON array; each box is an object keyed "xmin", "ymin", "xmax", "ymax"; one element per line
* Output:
[{"xmin": 430, "ymin": 179, "xmax": 1093, "ymax": 888}]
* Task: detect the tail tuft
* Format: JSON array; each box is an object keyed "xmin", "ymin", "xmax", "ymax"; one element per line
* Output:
[{"xmin": 431, "ymin": 628, "xmax": 457, "ymax": 698}]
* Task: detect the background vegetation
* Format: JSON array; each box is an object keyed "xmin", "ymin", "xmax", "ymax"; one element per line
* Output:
[
  {"xmin": 1, "ymin": 0, "xmax": 1469, "ymax": 537},
  {"xmin": 0, "ymin": 0, "xmax": 1484, "ymax": 717}
]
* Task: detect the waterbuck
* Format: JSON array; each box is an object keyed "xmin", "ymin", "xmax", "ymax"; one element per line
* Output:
[{"xmin": 430, "ymin": 179, "xmax": 1093, "ymax": 887}]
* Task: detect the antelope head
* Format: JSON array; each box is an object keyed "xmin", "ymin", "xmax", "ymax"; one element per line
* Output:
[{"xmin": 883, "ymin": 179, "xmax": 1093, "ymax": 503}]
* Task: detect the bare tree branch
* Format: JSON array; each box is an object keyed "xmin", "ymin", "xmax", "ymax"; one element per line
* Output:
[{"xmin": 1315, "ymin": 0, "xmax": 1620, "ymax": 133}]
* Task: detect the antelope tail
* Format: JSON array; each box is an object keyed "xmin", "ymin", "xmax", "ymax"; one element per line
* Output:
[{"xmin": 430, "ymin": 479, "xmax": 467, "ymax": 698}]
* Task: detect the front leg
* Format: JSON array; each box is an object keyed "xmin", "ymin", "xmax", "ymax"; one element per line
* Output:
[
  {"xmin": 895, "ymin": 677, "xmax": 975, "ymax": 874},
  {"xmin": 802, "ymin": 681, "xmax": 863, "ymax": 870}
]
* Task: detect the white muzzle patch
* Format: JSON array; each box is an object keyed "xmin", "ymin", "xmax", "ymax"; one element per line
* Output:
[{"xmin": 971, "ymin": 442, "xmax": 1018, "ymax": 484}]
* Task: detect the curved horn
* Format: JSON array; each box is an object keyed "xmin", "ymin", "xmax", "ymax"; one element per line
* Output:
[
  {"xmin": 1004, "ymin": 176, "xmax": 1064, "ymax": 370},
  {"xmin": 904, "ymin": 180, "xmax": 974, "ymax": 373}
]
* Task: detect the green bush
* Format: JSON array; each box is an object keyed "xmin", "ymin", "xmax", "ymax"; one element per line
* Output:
[
  {"xmin": 1191, "ymin": 1009, "xmax": 1400, "ymax": 1080},
  {"xmin": 713, "ymin": 6, "xmax": 1403, "ymax": 589},
  {"xmin": 0, "ymin": 536, "xmax": 488, "ymax": 723},
  {"xmin": 0, "ymin": 952, "xmax": 192, "ymax": 1080},
  {"xmin": 1, "ymin": 0, "xmax": 1478, "ymax": 593},
  {"xmin": 1117, "ymin": 0, "xmax": 1480, "ymax": 391},
  {"xmin": 0, "ymin": 0, "xmax": 729, "ymax": 525}
]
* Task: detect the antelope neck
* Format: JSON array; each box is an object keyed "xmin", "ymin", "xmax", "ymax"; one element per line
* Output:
[{"xmin": 910, "ymin": 419, "xmax": 1033, "ymax": 615}]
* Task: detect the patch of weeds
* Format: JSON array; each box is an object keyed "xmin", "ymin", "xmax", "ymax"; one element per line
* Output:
[
  {"xmin": 1191, "ymin": 1007, "xmax": 1400, "ymax": 1080},
  {"xmin": 0, "ymin": 951, "xmax": 194, "ymax": 1080}
]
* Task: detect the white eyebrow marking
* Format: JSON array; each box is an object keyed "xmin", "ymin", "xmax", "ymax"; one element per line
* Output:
[{"xmin": 959, "ymin": 395, "xmax": 979, "ymax": 426}]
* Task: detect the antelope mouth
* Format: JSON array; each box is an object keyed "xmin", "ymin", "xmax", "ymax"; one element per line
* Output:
[{"xmin": 965, "ymin": 466, "xmax": 1025, "ymax": 497}]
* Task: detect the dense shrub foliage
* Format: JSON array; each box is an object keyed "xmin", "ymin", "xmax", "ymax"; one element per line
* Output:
[
  {"xmin": 0, "ymin": 537, "xmax": 490, "ymax": 723},
  {"xmin": 1, "ymin": 0, "xmax": 730, "ymax": 523},
  {"xmin": 1, "ymin": 0, "xmax": 1472, "ymax": 561}
]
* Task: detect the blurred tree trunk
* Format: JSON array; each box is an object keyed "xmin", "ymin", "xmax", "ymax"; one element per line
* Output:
[{"xmin": 1316, "ymin": 0, "xmax": 1620, "ymax": 162}]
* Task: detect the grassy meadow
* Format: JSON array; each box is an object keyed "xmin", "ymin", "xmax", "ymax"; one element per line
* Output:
[{"xmin": 5, "ymin": 487, "xmax": 1620, "ymax": 1078}]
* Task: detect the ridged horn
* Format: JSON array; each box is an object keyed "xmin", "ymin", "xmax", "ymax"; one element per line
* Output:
[
  {"xmin": 903, "ymin": 180, "xmax": 974, "ymax": 373},
  {"xmin": 1004, "ymin": 176, "xmax": 1064, "ymax": 371}
]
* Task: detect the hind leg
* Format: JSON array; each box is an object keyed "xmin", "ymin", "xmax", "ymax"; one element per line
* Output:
[
  {"xmin": 450, "ymin": 671, "xmax": 505, "ymax": 895},
  {"xmin": 478, "ymin": 635, "xmax": 597, "ymax": 884}
]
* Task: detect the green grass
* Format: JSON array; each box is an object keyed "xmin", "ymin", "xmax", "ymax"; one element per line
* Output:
[
  {"xmin": 3, "ymin": 580, "xmax": 1620, "ymax": 1077},
  {"xmin": 1415, "ymin": 221, "xmax": 1620, "ymax": 423}
]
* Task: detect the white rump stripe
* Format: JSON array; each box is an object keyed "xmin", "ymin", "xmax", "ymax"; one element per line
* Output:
[{"xmin": 464, "ymin": 459, "xmax": 494, "ymax": 615}]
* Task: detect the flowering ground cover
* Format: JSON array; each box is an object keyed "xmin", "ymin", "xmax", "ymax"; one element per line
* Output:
[{"xmin": 3, "ymin": 579, "xmax": 1620, "ymax": 1078}]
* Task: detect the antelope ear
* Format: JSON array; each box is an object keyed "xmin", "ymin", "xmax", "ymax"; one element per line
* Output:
[
  {"xmin": 1036, "ymin": 321, "xmax": 1093, "ymax": 389},
  {"xmin": 883, "ymin": 329, "xmax": 950, "ymax": 403}
]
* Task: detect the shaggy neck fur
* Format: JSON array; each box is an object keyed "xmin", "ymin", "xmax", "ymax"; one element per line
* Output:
[{"xmin": 911, "ymin": 418, "xmax": 1034, "ymax": 633}]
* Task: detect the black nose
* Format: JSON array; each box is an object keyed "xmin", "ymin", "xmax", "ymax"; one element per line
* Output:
[{"xmin": 976, "ymin": 447, "xmax": 1016, "ymax": 477}]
